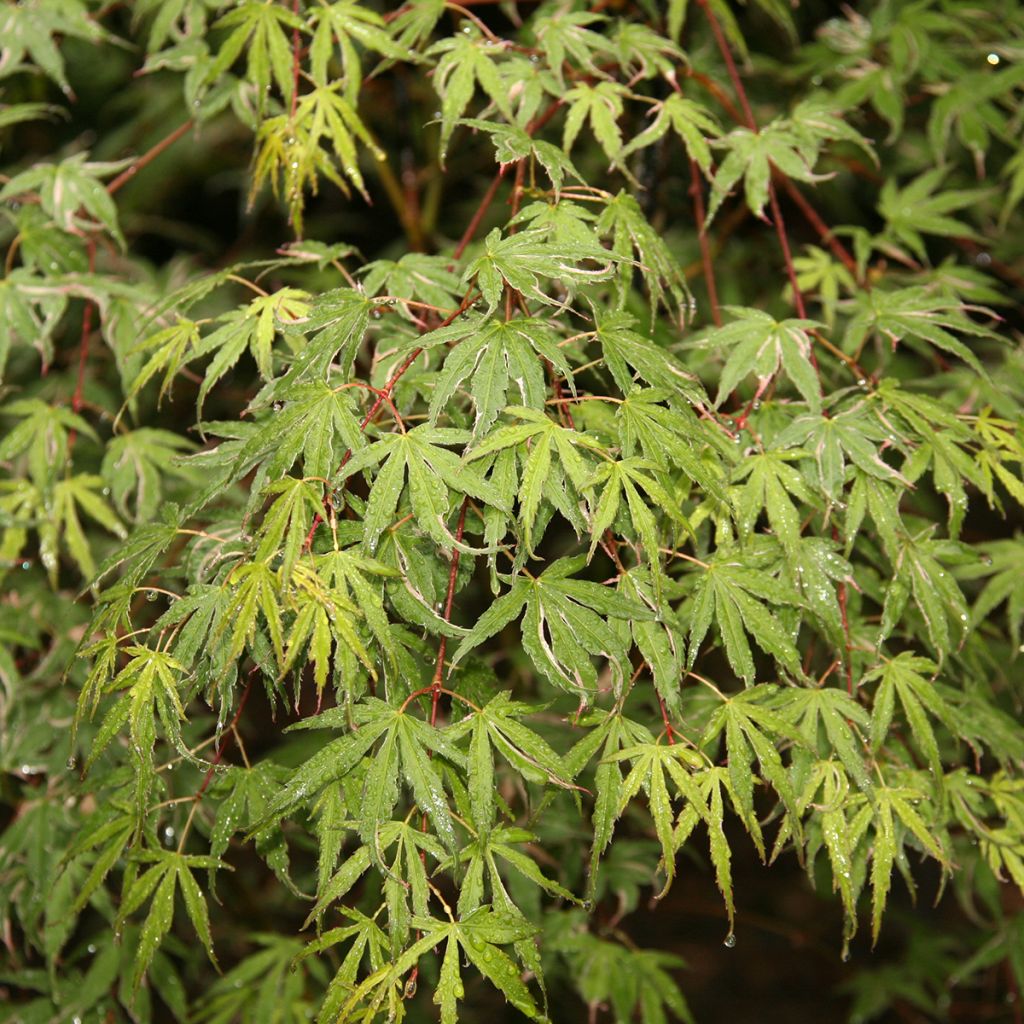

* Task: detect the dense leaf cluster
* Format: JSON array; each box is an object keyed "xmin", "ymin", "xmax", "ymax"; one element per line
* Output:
[{"xmin": 2, "ymin": 1, "xmax": 1024, "ymax": 1022}]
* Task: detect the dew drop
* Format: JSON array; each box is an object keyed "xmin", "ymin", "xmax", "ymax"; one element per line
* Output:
[
  {"xmin": 723, "ymin": 933, "xmax": 736, "ymax": 948},
  {"xmin": 73, "ymin": 1016, "xmax": 82, "ymax": 1024},
  {"xmin": 987, "ymin": 52, "xmax": 1001, "ymax": 65},
  {"xmin": 162, "ymin": 825, "xmax": 176, "ymax": 846},
  {"xmin": 146, "ymin": 590, "xmax": 158, "ymax": 602},
  {"xmin": 66, "ymin": 756, "xmax": 77, "ymax": 771},
  {"xmin": 841, "ymin": 949, "xmax": 851, "ymax": 963},
  {"xmin": 273, "ymin": 402, "xmax": 283, "ymax": 412},
  {"xmin": 102, "ymin": 486, "xmax": 111, "ymax": 496},
  {"xmin": 856, "ymin": 378, "xmax": 868, "ymax": 388},
  {"xmin": 87, "ymin": 943, "xmax": 96, "ymax": 954},
  {"xmin": 20, "ymin": 561, "xmax": 30, "ymax": 570}
]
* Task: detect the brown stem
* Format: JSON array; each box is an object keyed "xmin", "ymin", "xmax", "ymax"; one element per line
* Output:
[
  {"xmin": 106, "ymin": 120, "xmax": 194, "ymax": 196},
  {"xmin": 689, "ymin": 158, "xmax": 721, "ymax": 326},
  {"xmin": 453, "ymin": 166, "xmax": 508, "ymax": 262},
  {"xmin": 768, "ymin": 181, "xmax": 808, "ymax": 321},
  {"xmin": 777, "ymin": 175, "xmax": 859, "ymax": 281},
  {"xmin": 431, "ymin": 497, "xmax": 470, "ymax": 726},
  {"xmin": 194, "ymin": 673, "xmax": 255, "ymax": 801},
  {"xmin": 71, "ymin": 238, "xmax": 97, "ymax": 425},
  {"xmin": 657, "ymin": 692, "xmax": 676, "ymax": 745}
]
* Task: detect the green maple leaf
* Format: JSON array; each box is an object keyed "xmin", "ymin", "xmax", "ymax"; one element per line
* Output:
[
  {"xmin": 462, "ymin": 227, "xmax": 614, "ymax": 314},
  {"xmin": 533, "ymin": 9, "xmax": 612, "ymax": 86},
  {"xmin": 467, "ymin": 407, "xmax": 605, "ymax": 553},
  {"xmin": 596, "ymin": 194, "xmax": 692, "ymax": 316},
  {"xmin": 709, "ymin": 306, "xmax": 823, "ymax": 411},
  {"xmin": 879, "ymin": 169, "xmax": 990, "ymax": 262},
  {"xmin": 595, "ymin": 313, "xmax": 705, "ymax": 403},
  {"xmin": 842, "ymin": 286, "xmax": 997, "ymax": 375},
  {"xmin": 0, "ymin": 153, "xmax": 127, "ymax": 246},
  {"xmin": 563, "ymin": 81, "xmax": 630, "ymax": 163},
  {"xmin": 584, "ymin": 456, "xmax": 690, "ymax": 589},
  {"xmin": 339, "ymin": 424, "xmax": 508, "ymax": 553},
  {"xmin": 426, "ymin": 27, "xmax": 513, "ymax": 160},
  {"xmin": 620, "ymin": 93, "xmax": 721, "ymax": 175},
  {"xmin": 686, "ymin": 552, "xmax": 803, "ymax": 683},
  {"xmin": 450, "ymin": 556, "xmax": 653, "ymax": 695},
  {"xmin": 423, "ymin": 316, "xmax": 572, "ymax": 437},
  {"xmin": 101, "ymin": 429, "xmax": 197, "ymax": 523},
  {"xmin": 205, "ymin": 1, "xmax": 305, "ymax": 110},
  {"xmin": 0, "ymin": 0, "xmax": 109, "ymax": 95},
  {"xmin": 701, "ymin": 686, "xmax": 806, "ymax": 848},
  {"xmin": 117, "ymin": 850, "xmax": 227, "ymax": 994},
  {"xmin": 309, "ymin": 1, "xmax": 410, "ymax": 100},
  {"xmin": 708, "ymin": 121, "xmax": 826, "ymax": 224}
]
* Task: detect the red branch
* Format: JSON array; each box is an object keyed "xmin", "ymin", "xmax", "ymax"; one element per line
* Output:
[
  {"xmin": 107, "ymin": 120, "xmax": 194, "ymax": 196},
  {"xmin": 689, "ymin": 158, "xmax": 722, "ymax": 326},
  {"xmin": 195, "ymin": 673, "xmax": 255, "ymax": 800},
  {"xmin": 430, "ymin": 498, "xmax": 470, "ymax": 725},
  {"xmin": 695, "ymin": 0, "xmax": 813, "ymax": 334},
  {"xmin": 71, "ymin": 238, "xmax": 97, "ymax": 423}
]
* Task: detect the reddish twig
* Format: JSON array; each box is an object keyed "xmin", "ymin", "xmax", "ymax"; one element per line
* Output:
[
  {"xmin": 777, "ymin": 175, "xmax": 859, "ymax": 281},
  {"xmin": 71, "ymin": 238, "xmax": 97, "ymax": 428},
  {"xmin": 430, "ymin": 497, "xmax": 470, "ymax": 726},
  {"xmin": 195, "ymin": 673, "xmax": 255, "ymax": 800},
  {"xmin": 106, "ymin": 120, "xmax": 194, "ymax": 196},
  {"xmin": 657, "ymin": 692, "xmax": 676, "ymax": 745},
  {"xmin": 689, "ymin": 158, "xmax": 722, "ymax": 326}
]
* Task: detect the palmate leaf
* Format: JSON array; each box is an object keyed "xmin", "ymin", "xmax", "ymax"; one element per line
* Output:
[
  {"xmin": 867, "ymin": 782, "xmax": 949, "ymax": 944},
  {"xmin": 707, "ymin": 121, "xmax": 826, "ymax": 224},
  {"xmin": 686, "ymin": 553, "xmax": 803, "ymax": 683},
  {"xmin": 460, "ymin": 120, "xmax": 583, "ymax": 195},
  {"xmin": 116, "ymin": 851, "xmax": 227, "ymax": 994},
  {"xmin": 878, "ymin": 169, "xmax": 989, "ymax": 262},
  {"xmin": 101, "ymin": 429, "xmax": 197, "ymax": 523},
  {"xmin": 730, "ymin": 450, "xmax": 817, "ymax": 557},
  {"xmin": 701, "ymin": 686, "xmax": 806, "ymax": 847},
  {"xmin": 462, "ymin": 227, "xmax": 615, "ymax": 314},
  {"xmin": 620, "ymin": 93, "xmax": 721, "ymax": 175},
  {"xmin": 341, "ymin": 908, "xmax": 543, "ymax": 1023},
  {"xmin": 842, "ymin": 286, "xmax": 998, "ymax": 374},
  {"xmin": 607, "ymin": 740, "xmax": 705, "ymax": 897},
  {"xmin": 865, "ymin": 653, "xmax": 964, "ymax": 779},
  {"xmin": 0, "ymin": 153, "xmax": 126, "ymax": 245},
  {"xmin": 596, "ymin": 194, "xmax": 693, "ymax": 316},
  {"xmin": 450, "ymin": 556, "xmax": 653, "ymax": 696},
  {"xmin": 595, "ymin": 313, "xmax": 705, "ymax": 403},
  {"xmin": 533, "ymin": 9, "xmax": 612, "ymax": 86},
  {"xmin": 339, "ymin": 424, "xmax": 508, "ymax": 554},
  {"xmin": 466, "ymin": 407, "xmax": 605, "ymax": 553},
  {"xmin": 426, "ymin": 27, "xmax": 513, "ymax": 160},
  {"xmin": 562, "ymin": 81, "xmax": 629, "ymax": 164},
  {"xmin": 583, "ymin": 456, "xmax": 689, "ymax": 590},
  {"xmin": 777, "ymin": 404, "xmax": 908, "ymax": 503},
  {"xmin": 777, "ymin": 686, "xmax": 873, "ymax": 795},
  {"xmin": 446, "ymin": 693, "xmax": 575, "ymax": 830},
  {"xmin": 204, "ymin": 0, "xmax": 305, "ymax": 110},
  {"xmin": 879, "ymin": 531, "xmax": 971, "ymax": 657},
  {"xmin": 423, "ymin": 316, "xmax": 572, "ymax": 437},
  {"xmin": 965, "ymin": 537, "xmax": 1024, "ymax": 651},
  {"xmin": 615, "ymin": 389, "xmax": 726, "ymax": 499},
  {"xmin": 709, "ymin": 307, "xmax": 823, "ymax": 411},
  {"xmin": 308, "ymin": 0, "xmax": 410, "ymax": 100},
  {"xmin": 208, "ymin": 762, "xmax": 294, "ymax": 897}
]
